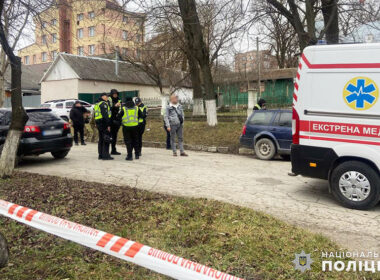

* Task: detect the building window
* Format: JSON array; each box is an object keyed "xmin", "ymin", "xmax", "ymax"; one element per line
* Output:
[
  {"xmin": 42, "ymin": 52, "xmax": 47, "ymax": 62},
  {"xmin": 41, "ymin": 35, "xmax": 47, "ymax": 44},
  {"xmin": 122, "ymin": 30, "xmax": 128, "ymax": 40},
  {"xmin": 88, "ymin": 45, "xmax": 95, "ymax": 55},
  {"xmin": 77, "ymin": 13, "xmax": 84, "ymax": 21},
  {"xmin": 89, "ymin": 11, "xmax": 95, "ymax": 19},
  {"xmin": 51, "ymin": 50, "xmax": 58, "ymax": 60},
  {"xmin": 33, "ymin": 55, "xmax": 36, "ymax": 64},
  {"xmin": 77, "ymin": 46, "xmax": 84, "ymax": 56},
  {"xmin": 41, "ymin": 21, "xmax": 47, "ymax": 28},
  {"xmin": 77, "ymin": 28, "xmax": 83, "ymax": 39},
  {"xmin": 123, "ymin": 15, "xmax": 128, "ymax": 23},
  {"xmin": 88, "ymin": 26, "xmax": 95, "ymax": 37},
  {"xmin": 52, "ymin": 33, "xmax": 57, "ymax": 43},
  {"xmin": 136, "ymin": 34, "xmax": 141, "ymax": 43},
  {"xmin": 24, "ymin": 56, "xmax": 29, "ymax": 65},
  {"xmin": 51, "ymin": 18, "xmax": 57, "ymax": 26}
]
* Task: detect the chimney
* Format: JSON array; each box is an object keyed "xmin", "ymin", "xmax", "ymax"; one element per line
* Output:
[{"xmin": 59, "ymin": 0, "xmax": 72, "ymax": 53}]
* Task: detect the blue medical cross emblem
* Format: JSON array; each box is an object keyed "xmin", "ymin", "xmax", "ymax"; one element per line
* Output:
[{"xmin": 345, "ymin": 79, "xmax": 376, "ymax": 109}]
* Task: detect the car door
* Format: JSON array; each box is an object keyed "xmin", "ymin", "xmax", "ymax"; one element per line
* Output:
[
  {"xmin": 246, "ymin": 111, "xmax": 276, "ymax": 140},
  {"xmin": 270, "ymin": 111, "xmax": 292, "ymax": 150},
  {"xmin": 65, "ymin": 101, "xmax": 74, "ymax": 115}
]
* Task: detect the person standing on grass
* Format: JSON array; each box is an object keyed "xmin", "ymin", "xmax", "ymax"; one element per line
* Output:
[
  {"xmin": 164, "ymin": 94, "xmax": 188, "ymax": 157},
  {"xmin": 135, "ymin": 97, "xmax": 147, "ymax": 156},
  {"xmin": 69, "ymin": 101, "xmax": 89, "ymax": 146}
]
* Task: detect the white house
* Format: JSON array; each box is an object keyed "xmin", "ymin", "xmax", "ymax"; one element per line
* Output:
[{"xmin": 40, "ymin": 53, "xmax": 192, "ymax": 104}]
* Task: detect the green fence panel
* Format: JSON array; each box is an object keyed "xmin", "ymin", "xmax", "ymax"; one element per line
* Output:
[{"xmin": 78, "ymin": 91, "xmax": 139, "ymax": 104}]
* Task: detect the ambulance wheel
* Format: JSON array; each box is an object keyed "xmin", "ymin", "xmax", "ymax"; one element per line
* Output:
[
  {"xmin": 254, "ymin": 138, "xmax": 276, "ymax": 160},
  {"xmin": 330, "ymin": 161, "xmax": 380, "ymax": 210}
]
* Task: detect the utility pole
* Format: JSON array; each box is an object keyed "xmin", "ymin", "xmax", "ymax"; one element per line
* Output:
[{"xmin": 256, "ymin": 37, "xmax": 261, "ymax": 98}]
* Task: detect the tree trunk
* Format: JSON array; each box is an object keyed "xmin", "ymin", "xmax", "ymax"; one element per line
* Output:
[
  {"xmin": 0, "ymin": 231, "xmax": 8, "ymax": 268},
  {"xmin": 178, "ymin": 0, "xmax": 217, "ymax": 125},
  {"xmin": 0, "ymin": 75, "xmax": 5, "ymax": 108},
  {"xmin": 205, "ymin": 99, "xmax": 217, "ymax": 126},
  {"xmin": 321, "ymin": 0, "xmax": 339, "ymax": 44},
  {"xmin": 0, "ymin": 57, "xmax": 28, "ymax": 178},
  {"xmin": 192, "ymin": 98, "xmax": 205, "ymax": 116}
]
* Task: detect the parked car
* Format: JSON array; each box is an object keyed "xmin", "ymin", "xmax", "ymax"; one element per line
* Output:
[
  {"xmin": 40, "ymin": 99, "xmax": 93, "ymax": 121},
  {"xmin": 240, "ymin": 109, "xmax": 292, "ymax": 160},
  {"xmin": 0, "ymin": 108, "xmax": 73, "ymax": 161}
]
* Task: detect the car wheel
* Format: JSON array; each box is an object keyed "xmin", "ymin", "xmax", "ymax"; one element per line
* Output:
[
  {"xmin": 51, "ymin": 150, "xmax": 69, "ymax": 159},
  {"xmin": 330, "ymin": 161, "xmax": 380, "ymax": 210},
  {"xmin": 254, "ymin": 138, "xmax": 276, "ymax": 160}
]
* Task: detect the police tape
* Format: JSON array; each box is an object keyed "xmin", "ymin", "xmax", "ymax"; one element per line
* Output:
[{"xmin": 0, "ymin": 199, "xmax": 243, "ymax": 280}]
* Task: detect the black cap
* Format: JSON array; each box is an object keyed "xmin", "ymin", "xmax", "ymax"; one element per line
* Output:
[
  {"xmin": 74, "ymin": 100, "xmax": 81, "ymax": 105},
  {"xmin": 135, "ymin": 97, "xmax": 142, "ymax": 104},
  {"xmin": 101, "ymin": 92, "xmax": 108, "ymax": 97},
  {"xmin": 110, "ymin": 89, "xmax": 119, "ymax": 96}
]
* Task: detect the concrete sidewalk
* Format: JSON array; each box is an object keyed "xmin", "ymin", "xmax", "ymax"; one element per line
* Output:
[{"xmin": 19, "ymin": 144, "xmax": 380, "ymax": 254}]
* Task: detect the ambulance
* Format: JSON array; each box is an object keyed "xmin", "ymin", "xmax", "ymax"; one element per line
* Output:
[{"xmin": 291, "ymin": 43, "xmax": 380, "ymax": 210}]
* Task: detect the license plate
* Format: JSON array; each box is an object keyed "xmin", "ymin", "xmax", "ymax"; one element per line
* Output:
[{"xmin": 42, "ymin": 129, "xmax": 62, "ymax": 136}]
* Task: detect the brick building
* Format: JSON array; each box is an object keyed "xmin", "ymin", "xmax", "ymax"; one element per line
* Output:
[
  {"xmin": 234, "ymin": 50, "xmax": 278, "ymax": 73},
  {"xmin": 18, "ymin": 0, "xmax": 145, "ymax": 65}
]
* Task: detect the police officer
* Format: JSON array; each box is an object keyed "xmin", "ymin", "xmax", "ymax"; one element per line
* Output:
[
  {"xmin": 94, "ymin": 93, "xmax": 113, "ymax": 160},
  {"xmin": 135, "ymin": 97, "xmax": 147, "ymax": 156},
  {"xmin": 253, "ymin": 98, "xmax": 266, "ymax": 110},
  {"xmin": 108, "ymin": 89, "xmax": 122, "ymax": 155},
  {"xmin": 118, "ymin": 97, "xmax": 143, "ymax": 161}
]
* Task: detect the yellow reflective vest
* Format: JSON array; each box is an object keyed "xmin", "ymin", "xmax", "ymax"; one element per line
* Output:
[
  {"xmin": 94, "ymin": 101, "xmax": 111, "ymax": 120},
  {"xmin": 122, "ymin": 106, "xmax": 139, "ymax": 127}
]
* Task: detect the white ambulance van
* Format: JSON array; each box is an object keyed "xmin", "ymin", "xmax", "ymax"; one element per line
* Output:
[{"xmin": 291, "ymin": 43, "xmax": 380, "ymax": 210}]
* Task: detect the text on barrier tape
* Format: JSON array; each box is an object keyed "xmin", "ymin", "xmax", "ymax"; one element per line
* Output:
[{"xmin": 0, "ymin": 199, "xmax": 243, "ymax": 280}]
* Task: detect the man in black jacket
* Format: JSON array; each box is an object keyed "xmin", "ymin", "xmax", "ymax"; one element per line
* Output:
[
  {"xmin": 135, "ymin": 97, "xmax": 147, "ymax": 156},
  {"xmin": 94, "ymin": 93, "xmax": 113, "ymax": 160},
  {"xmin": 69, "ymin": 101, "xmax": 89, "ymax": 145},
  {"xmin": 108, "ymin": 89, "xmax": 122, "ymax": 155}
]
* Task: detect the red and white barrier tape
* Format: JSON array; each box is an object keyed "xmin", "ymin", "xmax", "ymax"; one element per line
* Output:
[{"xmin": 0, "ymin": 199, "xmax": 243, "ymax": 280}]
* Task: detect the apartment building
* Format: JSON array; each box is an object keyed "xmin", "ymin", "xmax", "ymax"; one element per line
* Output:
[
  {"xmin": 234, "ymin": 50, "xmax": 278, "ymax": 73},
  {"xmin": 18, "ymin": 0, "xmax": 145, "ymax": 65}
]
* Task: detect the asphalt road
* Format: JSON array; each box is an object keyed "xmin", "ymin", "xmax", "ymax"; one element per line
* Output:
[{"xmin": 19, "ymin": 144, "xmax": 380, "ymax": 255}]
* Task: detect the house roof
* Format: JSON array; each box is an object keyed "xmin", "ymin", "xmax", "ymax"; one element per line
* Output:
[
  {"xmin": 4, "ymin": 62, "xmax": 51, "ymax": 93},
  {"xmin": 41, "ymin": 53, "xmax": 191, "ymax": 88}
]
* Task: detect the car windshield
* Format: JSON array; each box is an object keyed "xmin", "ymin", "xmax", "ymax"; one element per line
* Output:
[{"xmin": 27, "ymin": 111, "xmax": 61, "ymax": 123}]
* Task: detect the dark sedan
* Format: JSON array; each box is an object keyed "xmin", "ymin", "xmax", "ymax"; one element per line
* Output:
[
  {"xmin": 0, "ymin": 108, "xmax": 73, "ymax": 160},
  {"xmin": 240, "ymin": 109, "xmax": 292, "ymax": 160}
]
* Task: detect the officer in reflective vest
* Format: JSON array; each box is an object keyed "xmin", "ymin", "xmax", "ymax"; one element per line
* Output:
[
  {"xmin": 117, "ymin": 97, "xmax": 143, "ymax": 161},
  {"xmin": 108, "ymin": 89, "xmax": 122, "ymax": 155},
  {"xmin": 135, "ymin": 97, "xmax": 147, "ymax": 156},
  {"xmin": 253, "ymin": 98, "xmax": 267, "ymax": 111},
  {"xmin": 94, "ymin": 93, "xmax": 113, "ymax": 160}
]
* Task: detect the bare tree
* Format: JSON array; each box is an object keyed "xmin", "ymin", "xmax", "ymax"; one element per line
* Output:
[
  {"xmin": 178, "ymin": 0, "xmax": 218, "ymax": 126},
  {"xmin": 266, "ymin": 0, "xmax": 340, "ymax": 50},
  {"xmin": 0, "ymin": 0, "xmax": 31, "ymax": 177},
  {"xmin": 0, "ymin": 2, "xmax": 30, "ymax": 107}
]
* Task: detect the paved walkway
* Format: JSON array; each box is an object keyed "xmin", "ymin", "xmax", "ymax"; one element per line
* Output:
[{"xmin": 19, "ymin": 144, "xmax": 380, "ymax": 254}]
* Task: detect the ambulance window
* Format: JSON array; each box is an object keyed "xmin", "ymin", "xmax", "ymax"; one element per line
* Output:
[
  {"xmin": 278, "ymin": 112, "xmax": 292, "ymax": 127},
  {"xmin": 249, "ymin": 111, "xmax": 274, "ymax": 126}
]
